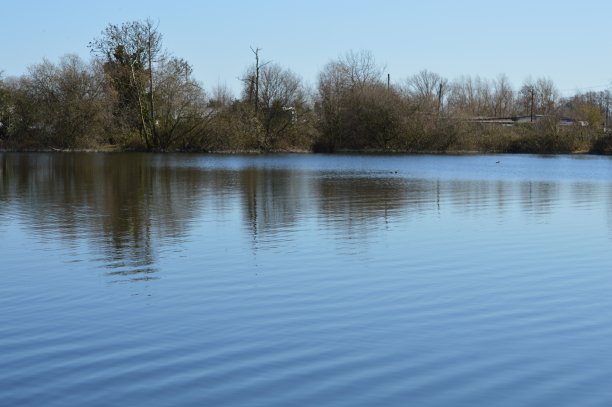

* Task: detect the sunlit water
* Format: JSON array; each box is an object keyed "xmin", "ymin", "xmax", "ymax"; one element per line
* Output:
[{"xmin": 1, "ymin": 152, "xmax": 612, "ymax": 406}]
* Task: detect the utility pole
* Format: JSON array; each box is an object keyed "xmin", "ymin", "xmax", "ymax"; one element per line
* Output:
[
  {"xmin": 437, "ymin": 82, "xmax": 443, "ymax": 115},
  {"xmin": 387, "ymin": 73, "xmax": 390, "ymax": 91},
  {"xmin": 530, "ymin": 87, "xmax": 535, "ymax": 122}
]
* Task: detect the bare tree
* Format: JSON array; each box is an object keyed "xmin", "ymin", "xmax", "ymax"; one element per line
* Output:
[
  {"xmin": 447, "ymin": 75, "xmax": 495, "ymax": 117},
  {"xmin": 315, "ymin": 51, "xmax": 413, "ymax": 151},
  {"xmin": 561, "ymin": 91, "xmax": 605, "ymax": 129},
  {"xmin": 535, "ymin": 77, "xmax": 559, "ymax": 114},
  {"xmin": 492, "ymin": 74, "xmax": 514, "ymax": 117},
  {"xmin": 89, "ymin": 19, "xmax": 164, "ymax": 149},
  {"xmin": 209, "ymin": 83, "xmax": 235, "ymax": 108},
  {"xmin": 340, "ymin": 49, "xmax": 383, "ymax": 89},
  {"xmin": 518, "ymin": 77, "xmax": 559, "ymax": 118},
  {"xmin": 404, "ymin": 70, "xmax": 448, "ymax": 114},
  {"xmin": 259, "ymin": 64, "xmax": 304, "ymax": 148},
  {"xmin": 240, "ymin": 47, "xmax": 271, "ymax": 115},
  {"xmin": 240, "ymin": 61, "xmax": 305, "ymax": 150},
  {"xmin": 14, "ymin": 55, "xmax": 109, "ymax": 148},
  {"xmin": 251, "ymin": 46, "xmax": 261, "ymax": 113},
  {"xmin": 153, "ymin": 57, "xmax": 207, "ymax": 149}
]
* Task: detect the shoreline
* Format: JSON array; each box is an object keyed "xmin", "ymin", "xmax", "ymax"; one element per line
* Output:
[{"xmin": 0, "ymin": 147, "xmax": 602, "ymax": 156}]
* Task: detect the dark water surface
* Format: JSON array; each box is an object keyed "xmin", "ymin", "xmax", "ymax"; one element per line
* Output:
[{"xmin": 2, "ymin": 152, "xmax": 612, "ymax": 406}]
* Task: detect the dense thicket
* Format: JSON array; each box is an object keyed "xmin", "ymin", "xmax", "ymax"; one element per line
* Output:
[{"xmin": 0, "ymin": 20, "xmax": 610, "ymax": 153}]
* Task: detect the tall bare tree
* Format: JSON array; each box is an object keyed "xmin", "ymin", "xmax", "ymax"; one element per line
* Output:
[
  {"xmin": 89, "ymin": 19, "xmax": 164, "ymax": 149},
  {"xmin": 12, "ymin": 55, "xmax": 108, "ymax": 148},
  {"xmin": 153, "ymin": 57, "xmax": 207, "ymax": 149},
  {"xmin": 447, "ymin": 75, "xmax": 495, "ymax": 117},
  {"xmin": 316, "ymin": 50, "xmax": 412, "ymax": 151},
  {"xmin": 491, "ymin": 74, "xmax": 514, "ymax": 117},
  {"xmin": 258, "ymin": 64, "xmax": 305, "ymax": 149},
  {"xmin": 518, "ymin": 77, "xmax": 559, "ymax": 117},
  {"xmin": 404, "ymin": 70, "xmax": 448, "ymax": 114}
]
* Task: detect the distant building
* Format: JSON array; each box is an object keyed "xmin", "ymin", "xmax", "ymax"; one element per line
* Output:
[{"xmin": 468, "ymin": 115, "xmax": 588, "ymax": 127}]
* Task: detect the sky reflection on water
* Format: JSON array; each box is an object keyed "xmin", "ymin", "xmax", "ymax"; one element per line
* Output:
[{"xmin": 2, "ymin": 152, "xmax": 612, "ymax": 406}]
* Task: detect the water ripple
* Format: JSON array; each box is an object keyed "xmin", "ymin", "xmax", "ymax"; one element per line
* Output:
[{"xmin": 3, "ymin": 153, "xmax": 612, "ymax": 406}]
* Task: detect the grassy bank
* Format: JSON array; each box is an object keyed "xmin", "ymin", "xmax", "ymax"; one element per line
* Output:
[{"xmin": 1, "ymin": 125, "xmax": 608, "ymax": 156}]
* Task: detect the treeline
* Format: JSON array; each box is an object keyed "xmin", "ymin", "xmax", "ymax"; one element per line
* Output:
[{"xmin": 1, "ymin": 19, "xmax": 612, "ymax": 154}]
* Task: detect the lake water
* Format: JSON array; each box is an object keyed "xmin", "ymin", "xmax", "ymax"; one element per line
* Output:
[{"xmin": 2, "ymin": 152, "xmax": 612, "ymax": 406}]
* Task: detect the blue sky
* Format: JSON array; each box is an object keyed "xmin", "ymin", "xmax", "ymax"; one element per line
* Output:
[{"xmin": 2, "ymin": 0, "xmax": 612, "ymax": 97}]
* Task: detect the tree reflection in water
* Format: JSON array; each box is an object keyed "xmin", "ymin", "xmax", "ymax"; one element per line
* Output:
[
  {"xmin": 0, "ymin": 153, "xmax": 207, "ymax": 282},
  {"xmin": 2, "ymin": 152, "xmax": 609, "ymax": 283}
]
